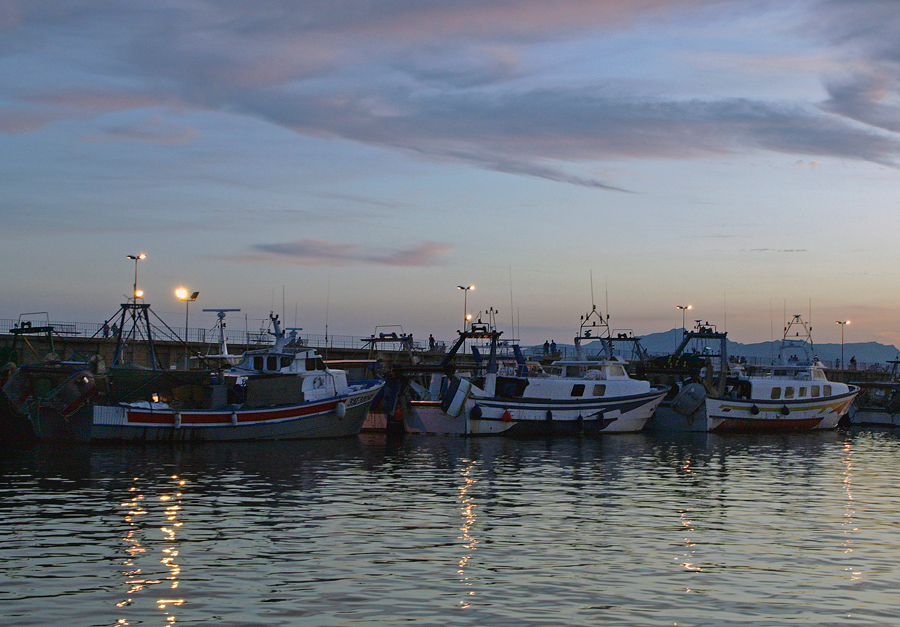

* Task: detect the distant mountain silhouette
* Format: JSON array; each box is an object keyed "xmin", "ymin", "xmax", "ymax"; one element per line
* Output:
[
  {"xmin": 634, "ymin": 329, "xmax": 899, "ymax": 365},
  {"xmin": 535, "ymin": 328, "xmax": 900, "ymax": 367}
]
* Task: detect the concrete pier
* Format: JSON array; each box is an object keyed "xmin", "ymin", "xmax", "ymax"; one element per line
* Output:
[{"xmin": 0, "ymin": 329, "xmax": 451, "ymax": 372}]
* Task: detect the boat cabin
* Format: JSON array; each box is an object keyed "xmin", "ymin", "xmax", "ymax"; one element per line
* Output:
[
  {"xmin": 505, "ymin": 357, "xmax": 650, "ymax": 400},
  {"xmin": 748, "ymin": 363, "xmax": 834, "ymax": 400},
  {"xmin": 547, "ymin": 359, "xmax": 630, "ymax": 380},
  {"xmin": 233, "ymin": 348, "xmax": 326, "ymax": 375}
]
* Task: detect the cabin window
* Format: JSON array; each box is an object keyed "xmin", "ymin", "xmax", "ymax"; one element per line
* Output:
[
  {"xmin": 253, "ymin": 356, "xmax": 264, "ymax": 370},
  {"xmin": 281, "ymin": 356, "xmax": 293, "ymax": 369},
  {"xmin": 267, "ymin": 356, "xmax": 278, "ymax": 371},
  {"xmin": 770, "ymin": 388, "xmax": 781, "ymax": 400},
  {"xmin": 824, "ymin": 385, "xmax": 832, "ymax": 396},
  {"xmin": 571, "ymin": 384, "xmax": 585, "ymax": 397},
  {"xmin": 784, "ymin": 387, "xmax": 795, "ymax": 399},
  {"xmin": 306, "ymin": 356, "xmax": 325, "ymax": 371},
  {"xmin": 609, "ymin": 365, "xmax": 627, "ymax": 377},
  {"xmin": 798, "ymin": 387, "xmax": 807, "ymax": 398},
  {"xmin": 593, "ymin": 384, "xmax": 606, "ymax": 397},
  {"xmin": 811, "ymin": 385, "xmax": 820, "ymax": 397}
]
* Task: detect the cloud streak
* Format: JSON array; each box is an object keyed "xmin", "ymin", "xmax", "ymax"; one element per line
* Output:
[
  {"xmin": 3, "ymin": 0, "xmax": 900, "ymax": 188},
  {"xmin": 235, "ymin": 239, "xmax": 452, "ymax": 267}
]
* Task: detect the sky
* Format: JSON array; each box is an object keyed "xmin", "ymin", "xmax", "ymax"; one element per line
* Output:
[{"xmin": 2, "ymin": 0, "xmax": 900, "ymax": 349}]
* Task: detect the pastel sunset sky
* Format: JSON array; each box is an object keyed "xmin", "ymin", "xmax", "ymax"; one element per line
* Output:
[{"xmin": 2, "ymin": 1, "xmax": 899, "ymax": 347}]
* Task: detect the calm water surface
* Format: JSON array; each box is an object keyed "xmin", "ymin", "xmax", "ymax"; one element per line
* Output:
[{"xmin": 2, "ymin": 429, "xmax": 900, "ymax": 626}]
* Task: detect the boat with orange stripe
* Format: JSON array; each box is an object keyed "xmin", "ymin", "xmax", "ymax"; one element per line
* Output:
[{"xmin": 665, "ymin": 314, "xmax": 858, "ymax": 432}]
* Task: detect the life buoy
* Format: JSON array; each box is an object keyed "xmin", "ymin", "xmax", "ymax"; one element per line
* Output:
[
  {"xmin": 501, "ymin": 410, "xmax": 512, "ymax": 422},
  {"xmin": 313, "ymin": 377, "xmax": 324, "ymax": 389}
]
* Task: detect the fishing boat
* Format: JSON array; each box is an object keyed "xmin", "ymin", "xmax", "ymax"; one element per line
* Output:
[
  {"xmin": 466, "ymin": 307, "xmax": 667, "ymax": 435},
  {"xmin": 2, "ymin": 306, "xmax": 383, "ymax": 442},
  {"xmin": 0, "ymin": 315, "xmax": 88, "ymax": 443},
  {"xmin": 661, "ymin": 315, "xmax": 858, "ymax": 432},
  {"xmin": 394, "ymin": 308, "xmax": 667, "ymax": 436},
  {"xmin": 846, "ymin": 360, "xmax": 900, "ymax": 427}
]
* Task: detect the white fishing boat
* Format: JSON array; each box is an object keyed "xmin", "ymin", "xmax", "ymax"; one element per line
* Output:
[
  {"xmin": 468, "ymin": 308, "xmax": 666, "ymax": 435},
  {"xmin": 3, "ymin": 307, "xmax": 383, "ymax": 442},
  {"xmin": 398, "ymin": 308, "xmax": 667, "ymax": 436},
  {"xmin": 664, "ymin": 315, "xmax": 857, "ymax": 432}
]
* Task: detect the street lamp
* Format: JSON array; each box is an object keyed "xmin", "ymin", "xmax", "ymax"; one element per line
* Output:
[
  {"xmin": 676, "ymin": 305, "xmax": 692, "ymax": 337},
  {"xmin": 176, "ymin": 288, "xmax": 200, "ymax": 369},
  {"xmin": 126, "ymin": 253, "xmax": 147, "ymax": 302},
  {"xmin": 457, "ymin": 285, "xmax": 475, "ymax": 329},
  {"xmin": 835, "ymin": 320, "xmax": 850, "ymax": 370}
]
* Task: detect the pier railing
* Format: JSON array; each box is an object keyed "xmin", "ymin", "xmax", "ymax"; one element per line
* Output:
[
  {"xmin": 0, "ymin": 317, "xmax": 373, "ymax": 354},
  {"xmin": 1, "ymin": 317, "xmax": 885, "ymax": 372}
]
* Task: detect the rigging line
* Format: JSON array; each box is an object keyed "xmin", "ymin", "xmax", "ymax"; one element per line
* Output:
[
  {"xmin": 509, "ymin": 264, "xmax": 514, "ymax": 340},
  {"xmin": 605, "ymin": 276, "xmax": 609, "ymax": 319},
  {"xmin": 590, "ymin": 269, "xmax": 595, "ymax": 310}
]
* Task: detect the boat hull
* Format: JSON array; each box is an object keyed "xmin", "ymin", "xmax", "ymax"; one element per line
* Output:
[
  {"xmin": 705, "ymin": 390, "xmax": 858, "ymax": 432},
  {"xmin": 13, "ymin": 383, "xmax": 383, "ymax": 442},
  {"xmin": 847, "ymin": 406, "xmax": 900, "ymax": 427},
  {"xmin": 468, "ymin": 388, "xmax": 667, "ymax": 435},
  {"xmin": 404, "ymin": 400, "xmax": 469, "ymax": 435}
]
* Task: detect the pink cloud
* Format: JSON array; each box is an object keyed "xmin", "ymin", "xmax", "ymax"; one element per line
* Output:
[
  {"xmin": 86, "ymin": 115, "xmax": 198, "ymax": 145},
  {"xmin": 29, "ymin": 90, "xmax": 166, "ymax": 113},
  {"xmin": 234, "ymin": 239, "xmax": 452, "ymax": 267},
  {"xmin": 0, "ymin": 106, "xmax": 57, "ymax": 133}
]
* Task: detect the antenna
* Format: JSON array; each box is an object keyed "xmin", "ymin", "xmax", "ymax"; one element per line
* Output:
[
  {"xmin": 324, "ymin": 273, "xmax": 331, "ymax": 358},
  {"xmin": 770, "ymin": 298, "xmax": 774, "ymax": 362},
  {"xmin": 605, "ymin": 276, "xmax": 609, "ymax": 319},
  {"xmin": 590, "ymin": 269, "xmax": 596, "ymax": 311},
  {"xmin": 509, "ymin": 264, "xmax": 514, "ymax": 339},
  {"xmin": 202, "ymin": 308, "xmax": 241, "ymax": 357}
]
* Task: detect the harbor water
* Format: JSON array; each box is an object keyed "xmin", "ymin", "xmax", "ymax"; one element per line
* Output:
[{"xmin": 2, "ymin": 430, "xmax": 900, "ymax": 626}]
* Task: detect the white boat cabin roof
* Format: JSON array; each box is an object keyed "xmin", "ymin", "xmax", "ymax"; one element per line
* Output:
[
  {"xmin": 230, "ymin": 346, "xmax": 328, "ymax": 376},
  {"xmin": 753, "ymin": 361, "xmax": 830, "ymax": 382},
  {"xmin": 547, "ymin": 357, "xmax": 631, "ymax": 380},
  {"xmin": 745, "ymin": 362, "xmax": 852, "ymax": 400}
]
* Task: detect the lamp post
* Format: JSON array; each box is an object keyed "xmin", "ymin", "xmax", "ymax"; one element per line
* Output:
[
  {"xmin": 457, "ymin": 285, "xmax": 475, "ymax": 329},
  {"xmin": 176, "ymin": 288, "xmax": 200, "ymax": 369},
  {"xmin": 126, "ymin": 253, "xmax": 147, "ymax": 302},
  {"xmin": 835, "ymin": 320, "xmax": 849, "ymax": 370},
  {"xmin": 676, "ymin": 305, "xmax": 692, "ymax": 345}
]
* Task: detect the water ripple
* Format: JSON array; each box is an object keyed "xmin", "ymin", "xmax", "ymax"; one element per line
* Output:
[{"xmin": 2, "ymin": 430, "xmax": 900, "ymax": 625}]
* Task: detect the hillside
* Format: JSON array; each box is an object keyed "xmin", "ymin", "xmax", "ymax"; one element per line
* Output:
[{"xmin": 545, "ymin": 328, "xmax": 900, "ymax": 367}]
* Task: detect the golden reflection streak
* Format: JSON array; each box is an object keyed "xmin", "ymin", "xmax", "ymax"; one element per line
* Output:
[
  {"xmin": 840, "ymin": 441, "xmax": 862, "ymax": 581},
  {"xmin": 679, "ymin": 507, "xmax": 701, "ymax": 575},
  {"xmin": 117, "ymin": 475, "xmax": 187, "ymax": 623},
  {"xmin": 119, "ymin": 483, "xmax": 147, "ymax": 606},
  {"xmin": 457, "ymin": 459, "xmax": 479, "ymax": 609},
  {"xmin": 158, "ymin": 475, "xmax": 185, "ymax": 625},
  {"xmin": 677, "ymin": 459, "xmax": 701, "ymax": 579}
]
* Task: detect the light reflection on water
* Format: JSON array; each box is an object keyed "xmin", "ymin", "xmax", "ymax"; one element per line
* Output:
[{"xmin": 2, "ymin": 430, "xmax": 900, "ymax": 626}]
